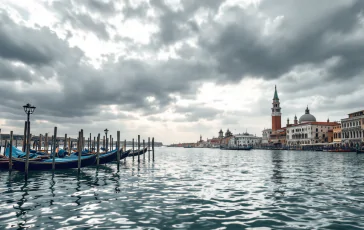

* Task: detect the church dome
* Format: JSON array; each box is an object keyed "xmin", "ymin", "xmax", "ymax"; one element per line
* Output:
[{"xmin": 299, "ymin": 106, "xmax": 316, "ymax": 123}]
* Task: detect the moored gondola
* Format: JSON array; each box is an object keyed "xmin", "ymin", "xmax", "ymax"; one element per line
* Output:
[
  {"xmin": 97, "ymin": 149, "xmax": 130, "ymax": 164},
  {"xmin": 11, "ymin": 154, "xmax": 97, "ymax": 171},
  {"xmin": 0, "ymin": 157, "xmax": 9, "ymax": 170},
  {"xmin": 128, "ymin": 147, "xmax": 148, "ymax": 157}
]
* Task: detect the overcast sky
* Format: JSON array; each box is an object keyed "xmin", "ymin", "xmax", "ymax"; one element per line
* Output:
[{"xmin": 0, "ymin": 0, "xmax": 363, "ymax": 144}]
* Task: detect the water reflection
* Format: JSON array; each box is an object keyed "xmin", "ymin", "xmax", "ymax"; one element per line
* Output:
[
  {"xmin": 74, "ymin": 176, "xmax": 82, "ymax": 206},
  {"xmin": 49, "ymin": 175, "xmax": 55, "ymax": 206},
  {"xmin": 14, "ymin": 180, "xmax": 30, "ymax": 229},
  {"xmin": 271, "ymin": 150, "xmax": 285, "ymax": 197}
]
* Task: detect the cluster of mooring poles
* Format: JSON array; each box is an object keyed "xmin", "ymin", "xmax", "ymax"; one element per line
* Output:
[{"xmin": 0, "ymin": 103, "xmax": 156, "ymax": 179}]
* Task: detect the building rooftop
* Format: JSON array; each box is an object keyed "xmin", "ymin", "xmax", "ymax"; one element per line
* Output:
[{"xmin": 287, "ymin": 122, "xmax": 340, "ymax": 127}]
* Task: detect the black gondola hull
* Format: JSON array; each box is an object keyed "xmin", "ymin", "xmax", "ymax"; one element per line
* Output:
[
  {"xmin": 12, "ymin": 155, "xmax": 97, "ymax": 171},
  {"xmin": 98, "ymin": 150, "xmax": 130, "ymax": 164},
  {"xmin": 128, "ymin": 147, "xmax": 148, "ymax": 157}
]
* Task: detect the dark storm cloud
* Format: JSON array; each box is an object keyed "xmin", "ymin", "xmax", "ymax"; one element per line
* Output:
[
  {"xmin": 0, "ymin": 11, "xmax": 82, "ymax": 67},
  {"xmin": 0, "ymin": 59, "xmax": 33, "ymax": 82},
  {"xmin": 147, "ymin": 0, "xmax": 225, "ymax": 45},
  {"xmin": 199, "ymin": 0, "xmax": 364, "ymax": 82}
]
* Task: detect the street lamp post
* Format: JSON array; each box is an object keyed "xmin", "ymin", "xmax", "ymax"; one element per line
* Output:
[
  {"xmin": 23, "ymin": 103, "xmax": 36, "ymax": 176},
  {"xmin": 104, "ymin": 128, "xmax": 109, "ymax": 151}
]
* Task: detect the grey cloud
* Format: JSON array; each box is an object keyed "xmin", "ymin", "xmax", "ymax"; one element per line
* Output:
[
  {"xmin": 174, "ymin": 104, "xmax": 222, "ymax": 121},
  {"xmin": 148, "ymin": 0, "xmax": 225, "ymax": 46},
  {"xmin": 82, "ymin": 0, "xmax": 116, "ymax": 14},
  {"xmin": 199, "ymin": 0, "xmax": 364, "ymax": 82},
  {"xmin": 50, "ymin": 0, "xmax": 111, "ymax": 40},
  {"xmin": 0, "ymin": 10, "xmax": 212, "ymax": 120},
  {"xmin": 0, "ymin": 11, "xmax": 82, "ymax": 67},
  {"xmin": 0, "ymin": 59, "xmax": 33, "ymax": 82}
]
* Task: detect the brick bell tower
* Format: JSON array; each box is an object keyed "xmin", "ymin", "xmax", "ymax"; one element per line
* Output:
[{"xmin": 271, "ymin": 85, "xmax": 282, "ymax": 131}]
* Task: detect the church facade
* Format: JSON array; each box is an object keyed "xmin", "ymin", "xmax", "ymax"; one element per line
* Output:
[{"xmin": 264, "ymin": 85, "xmax": 339, "ymax": 147}]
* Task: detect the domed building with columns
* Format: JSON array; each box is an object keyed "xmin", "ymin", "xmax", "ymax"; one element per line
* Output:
[
  {"xmin": 263, "ymin": 85, "xmax": 339, "ymax": 147},
  {"xmin": 299, "ymin": 106, "xmax": 317, "ymax": 124},
  {"xmin": 286, "ymin": 106, "xmax": 339, "ymax": 146}
]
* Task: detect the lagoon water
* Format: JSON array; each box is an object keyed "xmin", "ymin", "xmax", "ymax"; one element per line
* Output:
[{"xmin": 1, "ymin": 148, "xmax": 364, "ymax": 229}]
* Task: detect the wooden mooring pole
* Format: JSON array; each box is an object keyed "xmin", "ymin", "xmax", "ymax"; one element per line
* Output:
[
  {"xmin": 148, "ymin": 137, "xmax": 151, "ymax": 161},
  {"xmin": 22, "ymin": 121, "xmax": 27, "ymax": 152},
  {"xmin": 132, "ymin": 138, "xmax": 135, "ymax": 161},
  {"xmin": 89, "ymin": 133, "xmax": 91, "ymax": 151},
  {"xmin": 124, "ymin": 139, "xmax": 127, "ymax": 163},
  {"xmin": 93, "ymin": 136, "xmax": 96, "ymax": 152},
  {"xmin": 109, "ymin": 135, "xmax": 112, "ymax": 151},
  {"xmin": 138, "ymin": 135, "xmax": 140, "ymax": 163},
  {"xmin": 50, "ymin": 135, "xmax": 53, "ymax": 153},
  {"xmin": 39, "ymin": 134, "xmax": 42, "ymax": 151},
  {"xmin": 52, "ymin": 127, "xmax": 57, "ymax": 171},
  {"xmin": 9, "ymin": 131, "xmax": 13, "ymax": 170},
  {"xmin": 82, "ymin": 130, "xmax": 85, "ymax": 151},
  {"xmin": 143, "ymin": 139, "xmax": 145, "ymax": 161},
  {"xmin": 97, "ymin": 133, "xmax": 100, "ymax": 165},
  {"xmin": 45, "ymin": 133, "xmax": 48, "ymax": 153},
  {"xmin": 117, "ymin": 131, "xmax": 120, "ymax": 166},
  {"xmin": 152, "ymin": 137, "xmax": 155, "ymax": 161},
  {"xmin": 67, "ymin": 137, "xmax": 70, "ymax": 155},
  {"xmin": 78, "ymin": 131, "xmax": 82, "ymax": 172},
  {"xmin": 64, "ymin": 133, "xmax": 67, "ymax": 152}
]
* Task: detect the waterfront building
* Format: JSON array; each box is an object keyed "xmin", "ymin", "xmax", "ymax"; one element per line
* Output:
[
  {"xmin": 206, "ymin": 138, "xmax": 220, "ymax": 148},
  {"xmin": 206, "ymin": 129, "xmax": 234, "ymax": 148},
  {"xmin": 269, "ymin": 128, "xmax": 287, "ymax": 146},
  {"xmin": 341, "ymin": 110, "xmax": 364, "ymax": 146},
  {"xmin": 333, "ymin": 124, "xmax": 342, "ymax": 144},
  {"xmin": 220, "ymin": 135, "xmax": 234, "ymax": 148},
  {"xmin": 196, "ymin": 135, "xmax": 206, "ymax": 147},
  {"xmin": 286, "ymin": 120, "xmax": 339, "ymax": 146},
  {"xmin": 262, "ymin": 128, "xmax": 272, "ymax": 145},
  {"xmin": 229, "ymin": 132, "xmax": 262, "ymax": 147}
]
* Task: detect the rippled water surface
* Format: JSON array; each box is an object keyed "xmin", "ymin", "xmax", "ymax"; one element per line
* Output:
[{"xmin": 1, "ymin": 148, "xmax": 364, "ymax": 229}]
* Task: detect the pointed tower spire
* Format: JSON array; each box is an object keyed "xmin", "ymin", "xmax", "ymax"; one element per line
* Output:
[
  {"xmin": 273, "ymin": 85, "xmax": 279, "ymax": 100},
  {"xmin": 294, "ymin": 114, "xmax": 298, "ymax": 125},
  {"xmin": 305, "ymin": 105, "xmax": 310, "ymax": 114}
]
